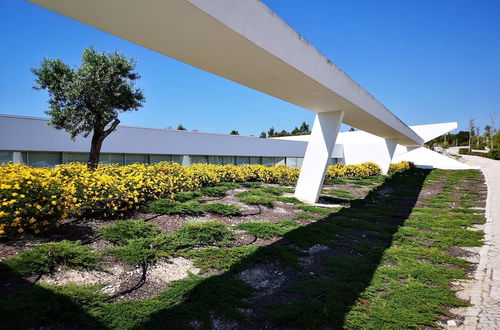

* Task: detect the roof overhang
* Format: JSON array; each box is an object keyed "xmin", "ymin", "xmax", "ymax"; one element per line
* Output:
[{"xmin": 28, "ymin": 0, "xmax": 424, "ymax": 146}]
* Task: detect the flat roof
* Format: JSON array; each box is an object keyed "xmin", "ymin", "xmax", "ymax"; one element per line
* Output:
[{"xmin": 29, "ymin": 0, "xmax": 424, "ymax": 146}]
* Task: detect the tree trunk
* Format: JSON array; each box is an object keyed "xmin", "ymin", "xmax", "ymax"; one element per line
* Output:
[
  {"xmin": 88, "ymin": 130, "xmax": 104, "ymax": 170},
  {"xmin": 87, "ymin": 119, "xmax": 121, "ymax": 170}
]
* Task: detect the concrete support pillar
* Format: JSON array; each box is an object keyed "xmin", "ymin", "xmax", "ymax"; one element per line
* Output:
[
  {"xmin": 381, "ymin": 138, "xmax": 398, "ymax": 174},
  {"xmin": 294, "ymin": 111, "xmax": 344, "ymax": 204},
  {"xmin": 181, "ymin": 155, "xmax": 191, "ymax": 166}
]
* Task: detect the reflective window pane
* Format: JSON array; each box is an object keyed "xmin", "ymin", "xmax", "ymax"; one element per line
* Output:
[
  {"xmin": 249, "ymin": 157, "xmax": 261, "ymax": 165},
  {"xmin": 191, "ymin": 155, "xmax": 208, "ymax": 164},
  {"xmin": 262, "ymin": 157, "xmax": 274, "ymax": 167},
  {"xmin": 0, "ymin": 151, "xmax": 12, "ymax": 164},
  {"xmin": 209, "ymin": 156, "xmax": 223, "ymax": 165},
  {"xmin": 150, "ymin": 155, "xmax": 172, "ymax": 164},
  {"xmin": 125, "ymin": 154, "xmax": 148, "ymax": 165},
  {"xmin": 28, "ymin": 152, "xmax": 61, "ymax": 168},
  {"xmin": 64, "ymin": 153, "xmax": 89, "ymax": 163},
  {"xmin": 171, "ymin": 155, "xmax": 183, "ymax": 164},
  {"xmin": 274, "ymin": 157, "xmax": 286, "ymax": 166},
  {"xmin": 223, "ymin": 156, "xmax": 235, "ymax": 165},
  {"xmin": 286, "ymin": 157, "xmax": 297, "ymax": 168},
  {"xmin": 236, "ymin": 157, "xmax": 250, "ymax": 166}
]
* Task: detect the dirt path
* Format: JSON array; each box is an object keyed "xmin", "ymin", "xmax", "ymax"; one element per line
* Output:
[{"xmin": 453, "ymin": 156, "xmax": 500, "ymax": 329}]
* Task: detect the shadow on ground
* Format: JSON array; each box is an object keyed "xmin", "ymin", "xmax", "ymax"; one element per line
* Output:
[
  {"xmin": 0, "ymin": 170, "xmax": 429, "ymax": 329},
  {"xmin": 140, "ymin": 170, "xmax": 429, "ymax": 329}
]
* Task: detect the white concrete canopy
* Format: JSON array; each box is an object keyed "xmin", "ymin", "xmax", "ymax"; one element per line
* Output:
[{"xmin": 28, "ymin": 0, "xmax": 426, "ymax": 203}]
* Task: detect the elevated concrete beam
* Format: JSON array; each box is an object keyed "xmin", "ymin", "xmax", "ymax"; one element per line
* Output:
[{"xmin": 28, "ymin": 0, "xmax": 423, "ymax": 146}]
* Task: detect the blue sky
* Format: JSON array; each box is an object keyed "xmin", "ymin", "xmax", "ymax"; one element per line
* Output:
[{"xmin": 1, "ymin": 0, "xmax": 499, "ymax": 136}]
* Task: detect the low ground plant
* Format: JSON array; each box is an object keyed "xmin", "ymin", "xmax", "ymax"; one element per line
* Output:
[
  {"xmin": 144, "ymin": 199, "xmax": 202, "ymax": 215},
  {"xmin": 236, "ymin": 220, "xmax": 300, "ymax": 239},
  {"xmin": 203, "ymin": 203, "xmax": 242, "ymax": 216},
  {"xmin": 3, "ymin": 240, "xmax": 100, "ymax": 277},
  {"xmin": 99, "ymin": 220, "xmax": 160, "ymax": 245}
]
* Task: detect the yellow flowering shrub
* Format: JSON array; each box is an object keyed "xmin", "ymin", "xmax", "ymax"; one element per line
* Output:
[
  {"xmin": 0, "ymin": 164, "xmax": 66, "ymax": 235},
  {"xmin": 388, "ymin": 161, "xmax": 414, "ymax": 174},
  {"xmin": 0, "ymin": 160, "xmax": 384, "ymax": 236},
  {"xmin": 325, "ymin": 162, "xmax": 382, "ymax": 180}
]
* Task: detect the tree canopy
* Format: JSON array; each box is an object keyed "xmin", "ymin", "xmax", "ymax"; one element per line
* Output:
[{"xmin": 32, "ymin": 47, "xmax": 145, "ymax": 168}]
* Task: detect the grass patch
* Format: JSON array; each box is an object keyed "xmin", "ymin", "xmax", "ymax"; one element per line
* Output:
[
  {"xmin": 296, "ymin": 212, "xmax": 317, "ymax": 220},
  {"xmin": 144, "ymin": 199, "xmax": 202, "ymax": 215},
  {"xmin": 173, "ymin": 191, "xmax": 202, "ymax": 202},
  {"xmin": 200, "ymin": 186, "xmax": 227, "ymax": 197},
  {"xmin": 203, "ymin": 203, "xmax": 242, "ymax": 216},
  {"xmin": 238, "ymin": 194, "xmax": 274, "ymax": 208},
  {"xmin": 295, "ymin": 205, "xmax": 339, "ymax": 216},
  {"xmin": 236, "ymin": 220, "xmax": 300, "ymax": 239},
  {"xmin": 4, "ymin": 240, "xmax": 100, "ymax": 277},
  {"xmin": 328, "ymin": 189, "xmax": 353, "ymax": 199},
  {"xmin": 99, "ymin": 220, "xmax": 161, "ymax": 245},
  {"xmin": 240, "ymin": 182, "xmax": 261, "ymax": 188},
  {"xmin": 170, "ymin": 221, "xmax": 234, "ymax": 248}
]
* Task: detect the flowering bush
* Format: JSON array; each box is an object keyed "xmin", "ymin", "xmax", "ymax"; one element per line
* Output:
[
  {"xmin": 388, "ymin": 161, "xmax": 414, "ymax": 174},
  {"xmin": 0, "ymin": 161, "xmax": 386, "ymax": 236},
  {"xmin": 325, "ymin": 162, "xmax": 382, "ymax": 181},
  {"xmin": 0, "ymin": 164, "xmax": 66, "ymax": 235}
]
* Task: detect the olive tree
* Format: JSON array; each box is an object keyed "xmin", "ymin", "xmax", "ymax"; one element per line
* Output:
[{"xmin": 32, "ymin": 47, "xmax": 145, "ymax": 169}]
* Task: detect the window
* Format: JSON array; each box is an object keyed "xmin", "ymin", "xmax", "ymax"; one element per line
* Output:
[
  {"xmin": 191, "ymin": 155, "xmax": 208, "ymax": 164},
  {"xmin": 100, "ymin": 154, "xmax": 124, "ymax": 165},
  {"xmin": 286, "ymin": 157, "xmax": 297, "ymax": 168},
  {"xmin": 296, "ymin": 157, "xmax": 304, "ymax": 168},
  {"xmin": 125, "ymin": 154, "xmax": 148, "ymax": 165},
  {"xmin": 262, "ymin": 157, "xmax": 274, "ymax": 167},
  {"xmin": 0, "ymin": 151, "xmax": 12, "ymax": 164},
  {"xmin": 150, "ymin": 155, "xmax": 172, "ymax": 164},
  {"xmin": 274, "ymin": 157, "xmax": 286, "ymax": 166},
  {"xmin": 329, "ymin": 158, "xmax": 338, "ymax": 165},
  {"xmin": 171, "ymin": 155, "xmax": 183, "ymax": 164},
  {"xmin": 223, "ymin": 156, "xmax": 236, "ymax": 165},
  {"xmin": 249, "ymin": 157, "xmax": 261, "ymax": 165},
  {"xmin": 236, "ymin": 157, "xmax": 250, "ymax": 166},
  {"xmin": 28, "ymin": 152, "xmax": 61, "ymax": 168},
  {"xmin": 64, "ymin": 153, "xmax": 89, "ymax": 163},
  {"xmin": 209, "ymin": 156, "xmax": 223, "ymax": 165}
]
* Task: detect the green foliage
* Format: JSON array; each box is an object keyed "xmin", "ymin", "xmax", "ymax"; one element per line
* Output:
[
  {"xmin": 215, "ymin": 182, "xmax": 241, "ymax": 190},
  {"xmin": 203, "ymin": 202, "xmax": 242, "ymax": 216},
  {"xmin": 145, "ymin": 199, "xmax": 202, "ymax": 215},
  {"xmin": 99, "ymin": 220, "xmax": 160, "ymax": 245},
  {"xmin": 32, "ymin": 47, "xmax": 145, "ymax": 168},
  {"xmin": 240, "ymin": 182, "xmax": 261, "ymax": 188},
  {"xmin": 295, "ymin": 205, "xmax": 338, "ymax": 216},
  {"xmin": 275, "ymin": 196, "xmax": 302, "ymax": 204},
  {"xmin": 328, "ymin": 189, "xmax": 353, "ymax": 199},
  {"xmin": 200, "ymin": 186, "xmax": 227, "ymax": 197},
  {"xmin": 296, "ymin": 212, "xmax": 316, "ymax": 220},
  {"xmin": 4, "ymin": 240, "xmax": 100, "ymax": 277},
  {"xmin": 173, "ymin": 191, "xmax": 202, "ymax": 202},
  {"xmin": 238, "ymin": 194, "xmax": 274, "ymax": 208},
  {"xmin": 182, "ymin": 246, "xmax": 259, "ymax": 273},
  {"xmin": 107, "ymin": 235, "xmax": 171, "ymax": 264},
  {"xmin": 236, "ymin": 220, "xmax": 300, "ymax": 239},
  {"xmin": 170, "ymin": 221, "xmax": 234, "ymax": 248}
]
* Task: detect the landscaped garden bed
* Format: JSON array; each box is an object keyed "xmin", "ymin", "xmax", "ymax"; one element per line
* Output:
[{"xmin": 0, "ymin": 162, "xmax": 487, "ymax": 329}]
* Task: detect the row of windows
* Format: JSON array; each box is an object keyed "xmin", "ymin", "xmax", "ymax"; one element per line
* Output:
[{"xmin": 0, "ymin": 151, "xmax": 338, "ymax": 168}]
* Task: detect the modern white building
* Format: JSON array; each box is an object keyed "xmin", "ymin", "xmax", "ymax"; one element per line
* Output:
[
  {"xmin": 0, "ymin": 114, "xmax": 469, "ymax": 171},
  {"xmin": 24, "ymin": 0, "xmax": 469, "ymax": 202}
]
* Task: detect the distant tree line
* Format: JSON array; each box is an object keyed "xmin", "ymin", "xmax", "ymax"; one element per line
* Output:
[
  {"xmin": 259, "ymin": 121, "xmax": 311, "ymax": 138},
  {"xmin": 427, "ymin": 114, "xmax": 499, "ymax": 151}
]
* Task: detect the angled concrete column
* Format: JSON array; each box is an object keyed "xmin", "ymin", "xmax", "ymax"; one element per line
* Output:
[
  {"xmin": 381, "ymin": 138, "xmax": 398, "ymax": 174},
  {"xmin": 294, "ymin": 111, "xmax": 344, "ymax": 203}
]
